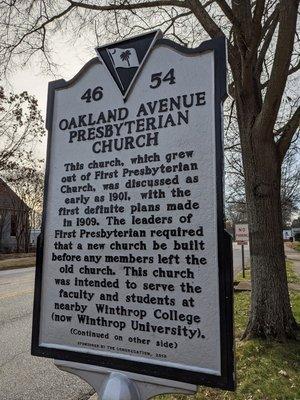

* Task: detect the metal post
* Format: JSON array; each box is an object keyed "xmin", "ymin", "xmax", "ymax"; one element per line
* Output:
[
  {"xmin": 242, "ymin": 244, "xmax": 245, "ymax": 278},
  {"xmin": 55, "ymin": 360, "xmax": 197, "ymax": 400},
  {"xmin": 101, "ymin": 372, "xmax": 140, "ymax": 400}
]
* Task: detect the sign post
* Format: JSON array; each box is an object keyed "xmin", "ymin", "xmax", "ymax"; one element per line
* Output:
[
  {"xmin": 235, "ymin": 224, "xmax": 249, "ymax": 278},
  {"xmin": 32, "ymin": 31, "xmax": 234, "ymax": 398},
  {"xmin": 241, "ymin": 244, "xmax": 245, "ymax": 279}
]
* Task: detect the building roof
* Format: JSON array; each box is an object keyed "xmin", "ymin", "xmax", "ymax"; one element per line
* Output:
[{"xmin": 0, "ymin": 177, "xmax": 30, "ymax": 211}]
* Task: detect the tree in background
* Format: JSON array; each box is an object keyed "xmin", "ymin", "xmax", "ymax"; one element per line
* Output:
[
  {"xmin": 280, "ymin": 150, "xmax": 300, "ymax": 227},
  {"xmin": 0, "ymin": 86, "xmax": 45, "ymax": 237},
  {"xmin": 224, "ymin": 102, "xmax": 300, "ymax": 229},
  {"xmin": 292, "ymin": 216, "xmax": 300, "ymax": 228},
  {"xmin": 0, "ymin": 86, "xmax": 45, "ymax": 174},
  {"xmin": 0, "ymin": 0, "xmax": 299, "ymax": 339}
]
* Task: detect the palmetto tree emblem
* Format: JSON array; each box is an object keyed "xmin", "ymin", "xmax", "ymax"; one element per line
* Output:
[{"xmin": 120, "ymin": 50, "xmax": 131, "ymax": 66}]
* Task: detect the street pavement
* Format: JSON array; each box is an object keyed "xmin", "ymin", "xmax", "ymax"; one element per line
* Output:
[
  {"xmin": 0, "ymin": 245, "xmax": 249, "ymax": 400},
  {"xmin": 0, "ymin": 268, "xmax": 94, "ymax": 400}
]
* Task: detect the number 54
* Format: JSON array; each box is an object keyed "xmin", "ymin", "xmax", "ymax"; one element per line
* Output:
[{"xmin": 149, "ymin": 68, "xmax": 176, "ymax": 89}]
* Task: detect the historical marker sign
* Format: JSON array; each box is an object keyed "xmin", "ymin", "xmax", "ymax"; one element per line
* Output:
[{"xmin": 32, "ymin": 32, "xmax": 234, "ymax": 390}]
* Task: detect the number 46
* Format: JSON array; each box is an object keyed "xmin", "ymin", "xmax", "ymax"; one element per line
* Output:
[
  {"xmin": 149, "ymin": 68, "xmax": 176, "ymax": 89},
  {"xmin": 81, "ymin": 86, "xmax": 103, "ymax": 103}
]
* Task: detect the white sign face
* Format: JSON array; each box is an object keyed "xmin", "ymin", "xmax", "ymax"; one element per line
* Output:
[
  {"xmin": 32, "ymin": 33, "xmax": 234, "ymax": 389},
  {"xmin": 235, "ymin": 224, "xmax": 249, "ymax": 243}
]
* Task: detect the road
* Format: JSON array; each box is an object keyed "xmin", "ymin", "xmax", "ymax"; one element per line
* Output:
[
  {"xmin": 0, "ymin": 246, "xmax": 249, "ymax": 400},
  {"xmin": 0, "ymin": 268, "xmax": 94, "ymax": 400}
]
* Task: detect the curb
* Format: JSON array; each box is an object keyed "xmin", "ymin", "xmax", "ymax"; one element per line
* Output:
[
  {"xmin": 0, "ymin": 263, "xmax": 35, "ymax": 272},
  {"xmin": 0, "ymin": 257, "xmax": 36, "ymax": 272}
]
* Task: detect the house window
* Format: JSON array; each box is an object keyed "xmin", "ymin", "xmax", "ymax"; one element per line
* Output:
[{"xmin": 11, "ymin": 213, "xmax": 17, "ymax": 236}]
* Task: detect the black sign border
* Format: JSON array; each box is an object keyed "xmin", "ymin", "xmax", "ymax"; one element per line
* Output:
[{"xmin": 31, "ymin": 36, "xmax": 235, "ymax": 390}]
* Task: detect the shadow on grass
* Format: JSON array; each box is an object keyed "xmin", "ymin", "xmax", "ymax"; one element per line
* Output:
[{"xmin": 159, "ymin": 291, "xmax": 300, "ymax": 400}]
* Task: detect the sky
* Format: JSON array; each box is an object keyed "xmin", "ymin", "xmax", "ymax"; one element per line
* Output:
[
  {"xmin": 6, "ymin": 30, "xmax": 300, "ymax": 190},
  {"xmin": 6, "ymin": 34, "xmax": 95, "ymax": 160},
  {"xmin": 10, "ymin": 34, "xmax": 94, "ymax": 111}
]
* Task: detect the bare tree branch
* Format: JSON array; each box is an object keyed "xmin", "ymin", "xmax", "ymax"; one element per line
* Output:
[
  {"xmin": 231, "ymin": 0, "xmax": 252, "ymax": 53},
  {"xmin": 276, "ymin": 105, "xmax": 300, "ymax": 164},
  {"xmin": 255, "ymin": 0, "xmax": 299, "ymax": 138},
  {"xmin": 261, "ymin": 3, "xmax": 280, "ymax": 37},
  {"xmin": 186, "ymin": 0, "xmax": 225, "ymax": 38},
  {"xmin": 250, "ymin": 0, "xmax": 265, "ymax": 55},
  {"xmin": 256, "ymin": 8, "xmax": 279, "ymax": 77},
  {"xmin": 261, "ymin": 59, "xmax": 300, "ymax": 89},
  {"xmin": 66, "ymin": 0, "xmax": 188, "ymax": 12},
  {"xmin": 214, "ymin": 0, "xmax": 235, "ymax": 24},
  {"xmin": 185, "ymin": 0, "xmax": 239, "ymax": 65},
  {"xmin": 7, "ymin": 4, "xmax": 75, "ymax": 53}
]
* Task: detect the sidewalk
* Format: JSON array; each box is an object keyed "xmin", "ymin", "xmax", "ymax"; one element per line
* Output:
[{"xmin": 285, "ymin": 243, "xmax": 300, "ymax": 277}]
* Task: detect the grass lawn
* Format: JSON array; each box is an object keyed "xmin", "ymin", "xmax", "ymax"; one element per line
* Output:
[
  {"xmin": 235, "ymin": 266, "xmax": 251, "ymax": 282},
  {"xmin": 0, "ymin": 256, "xmax": 36, "ymax": 270},
  {"xmin": 292, "ymin": 241, "xmax": 300, "ymax": 252},
  {"xmin": 286, "ymin": 260, "xmax": 300, "ymax": 284},
  {"xmin": 0, "ymin": 252, "xmax": 35, "ymax": 260},
  {"xmin": 235, "ymin": 261, "xmax": 300, "ymax": 285},
  {"xmin": 161, "ymin": 264, "xmax": 300, "ymax": 400}
]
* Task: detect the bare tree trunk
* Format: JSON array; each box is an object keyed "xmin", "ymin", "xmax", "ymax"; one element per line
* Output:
[
  {"xmin": 242, "ymin": 134, "xmax": 298, "ymax": 339},
  {"xmin": 25, "ymin": 212, "xmax": 30, "ymax": 253}
]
